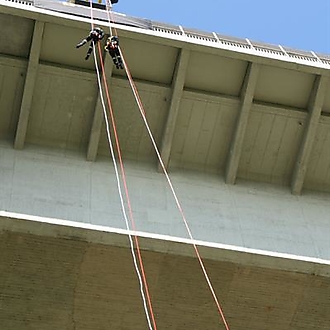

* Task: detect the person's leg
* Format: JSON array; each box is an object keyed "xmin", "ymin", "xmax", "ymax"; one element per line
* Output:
[
  {"xmin": 115, "ymin": 49, "xmax": 124, "ymax": 69},
  {"xmin": 85, "ymin": 42, "xmax": 94, "ymax": 60},
  {"xmin": 111, "ymin": 56, "xmax": 119, "ymax": 68},
  {"xmin": 118, "ymin": 58, "xmax": 124, "ymax": 69}
]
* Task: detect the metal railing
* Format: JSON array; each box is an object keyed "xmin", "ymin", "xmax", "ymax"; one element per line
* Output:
[
  {"xmin": 2, "ymin": 0, "xmax": 329, "ymax": 67},
  {"xmin": 151, "ymin": 23, "xmax": 329, "ymax": 66},
  {"xmin": 4, "ymin": 0, "xmax": 33, "ymax": 5}
]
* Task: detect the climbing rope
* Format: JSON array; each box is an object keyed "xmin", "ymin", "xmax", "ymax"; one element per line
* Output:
[
  {"xmin": 119, "ymin": 49, "xmax": 231, "ymax": 330},
  {"xmin": 88, "ymin": 0, "xmax": 231, "ymax": 329},
  {"xmin": 96, "ymin": 42, "xmax": 158, "ymax": 330},
  {"xmin": 105, "ymin": 0, "xmax": 118, "ymax": 37},
  {"xmin": 92, "ymin": 46, "xmax": 154, "ymax": 330},
  {"xmin": 88, "ymin": 1, "xmax": 157, "ymax": 330}
]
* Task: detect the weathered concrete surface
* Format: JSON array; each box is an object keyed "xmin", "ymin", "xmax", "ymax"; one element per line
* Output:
[
  {"xmin": 1, "ymin": 143, "xmax": 330, "ymax": 262},
  {"xmin": 0, "ymin": 227, "xmax": 330, "ymax": 330},
  {"xmin": 1, "ymin": 1, "xmax": 330, "ymax": 328}
]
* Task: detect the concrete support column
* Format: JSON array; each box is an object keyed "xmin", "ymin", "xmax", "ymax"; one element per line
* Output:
[
  {"xmin": 87, "ymin": 55, "xmax": 113, "ymax": 161},
  {"xmin": 14, "ymin": 20, "xmax": 44, "ymax": 149},
  {"xmin": 225, "ymin": 62, "xmax": 260, "ymax": 184},
  {"xmin": 158, "ymin": 48, "xmax": 190, "ymax": 171},
  {"xmin": 291, "ymin": 75, "xmax": 329, "ymax": 195}
]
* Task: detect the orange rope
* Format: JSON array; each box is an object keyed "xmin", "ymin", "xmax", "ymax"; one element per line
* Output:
[
  {"xmin": 98, "ymin": 1, "xmax": 231, "ymax": 329},
  {"xmin": 87, "ymin": 1, "xmax": 158, "ymax": 329},
  {"xmin": 97, "ymin": 42, "xmax": 158, "ymax": 330},
  {"xmin": 119, "ymin": 48, "xmax": 231, "ymax": 330}
]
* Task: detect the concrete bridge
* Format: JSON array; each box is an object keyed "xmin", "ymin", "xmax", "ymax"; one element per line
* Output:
[{"xmin": 0, "ymin": 0, "xmax": 330, "ymax": 329}]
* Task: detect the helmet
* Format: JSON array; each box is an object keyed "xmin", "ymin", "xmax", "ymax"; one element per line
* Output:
[
  {"xmin": 111, "ymin": 36, "xmax": 119, "ymax": 44},
  {"xmin": 94, "ymin": 28, "xmax": 104, "ymax": 41},
  {"xmin": 95, "ymin": 27, "xmax": 102, "ymax": 33}
]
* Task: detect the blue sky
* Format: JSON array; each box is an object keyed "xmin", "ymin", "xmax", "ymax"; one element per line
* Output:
[{"xmin": 113, "ymin": 0, "xmax": 330, "ymax": 54}]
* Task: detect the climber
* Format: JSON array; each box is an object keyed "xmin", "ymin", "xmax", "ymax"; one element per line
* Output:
[
  {"xmin": 105, "ymin": 35, "xmax": 124, "ymax": 69},
  {"xmin": 76, "ymin": 27, "xmax": 105, "ymax": 60}
]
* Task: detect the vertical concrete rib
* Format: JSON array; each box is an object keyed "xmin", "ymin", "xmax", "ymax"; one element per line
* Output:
[
  {"xmin": 14, "ymin": 20, "xmax": 44, "ymax": 149},
  {"xmin": 87, "ymin": 55, "xmax": 113, "ymax": 161},
  {"xmin": 225, "ymin": 62, "xmax": 260, "ymax": 184},
  {"xmin": 158, "ymin": 48, "xmax": 190, "ymax": 170},
  {"xmin": 291, "ymin": 75, "xmax": 328, "ymax": 195}
]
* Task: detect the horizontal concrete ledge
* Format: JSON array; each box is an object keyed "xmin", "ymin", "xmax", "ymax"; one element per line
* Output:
[{"xmin": 1, "ymin": 210, "xmax": 330, "ymax": 277}]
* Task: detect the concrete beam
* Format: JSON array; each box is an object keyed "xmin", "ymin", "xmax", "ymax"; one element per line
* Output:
[
  {"xmin": 159, "ymin": 48, "xmax": 190, "ymax": 170},
  {"xmin": 225, "ymin": 62, "xmax": 260, "ymax": 184},
  {"xmin": 14, "ymin": 20, "xmax": 44, "ymax": 149},
  {"xmin": 87, "ymin": 55, "xmax": 113, "ymax": 161},
  {"xmin": 0, "ymin": 55, "xmax": 27, "ymax": 68},
  {"xmin": 291, "ymin": 75, "xmax": 329, "ymax": 195},
  {"xmin": 39, "ymin": 62, "xmax": 96, "ymax": 80}
]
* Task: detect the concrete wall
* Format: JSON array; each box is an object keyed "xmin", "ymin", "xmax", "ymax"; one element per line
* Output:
[
  {"xmin": 1, "ymin": 142, "xmax": 330, "ymax": 261},
  {"xmin": 1, "ymin": 230, "xmax": 330, "ymax": 330}
]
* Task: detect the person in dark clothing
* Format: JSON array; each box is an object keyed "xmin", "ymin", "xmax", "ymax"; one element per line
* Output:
[
  {"xmin": 105, "ymin": 36, "xmax": 124, "ymax": 69},
  {"xmin": 76, "ymin": 27, "xmax": 105, "ymax": 60}
]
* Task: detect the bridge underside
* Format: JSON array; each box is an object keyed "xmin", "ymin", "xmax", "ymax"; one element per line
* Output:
[
  {"xmin": 1, "ymin": 0, "xmax": 330, "ymax": 195},
  {"xmin": 1, "ymin": 215, "xmax": 330, "ymax": 330},
  {"xmin": 1, "ymin": 1, "xmax": 330, "ymax": 329}
]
